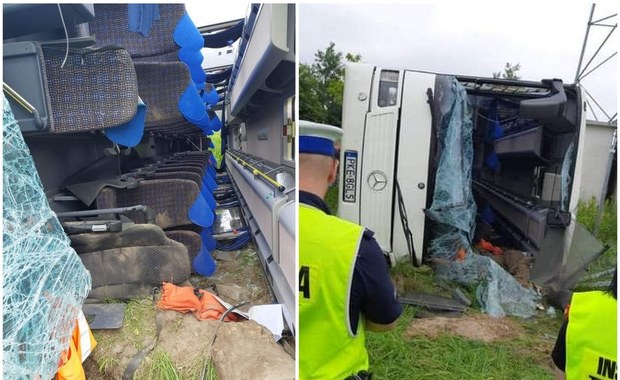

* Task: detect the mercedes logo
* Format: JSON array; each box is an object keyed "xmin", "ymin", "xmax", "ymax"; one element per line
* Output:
[{"xmin": 367, "ymin": 170, "xmax": 388, "ymax": 191}]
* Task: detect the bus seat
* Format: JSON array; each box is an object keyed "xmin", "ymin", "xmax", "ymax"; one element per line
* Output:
[
  {"xmin": 165, "ymin": 230, "xmax": 202, "ymax": 268},
  {"xmin": 89, "ymin": 4, "xmax": 186, "ymax": 59},
  {"xmin": 96, "ymin": 178, "xmax": 214, "ymax": 229},
  {"xmin": 3, "ymin": 41, "xmax": 140, "ymax": 134},
  {"xmin": 69, "ymin": 223, "xmax": 191, "ymax": 300}
]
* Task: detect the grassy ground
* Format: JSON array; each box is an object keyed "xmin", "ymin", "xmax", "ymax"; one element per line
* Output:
[
  {"xmin": 369, "ymin": 261, "xmax": 564, "ymax": 380},
  {"xmin": 575, "ymin": 197, "xmax": 617, "ymax": 289},
  {"xmin": 366, "ymin": 304, "xmax": 561, "ymax": 380},
  {"xmin": 321, "ymin": 188, "xmax": 618, "ymax": 379}
]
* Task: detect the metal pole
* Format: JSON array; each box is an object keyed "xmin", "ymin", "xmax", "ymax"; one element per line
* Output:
[
  {"xmin": 579, "ymin": 51, "xmax": 618, "ymax": 82},
  {"xmin": 594, "ymin": 128, "xmax": 616, "ymax": 237},
  {"xmin": 575, "ymin": 4, "xmax": 596, "ymax": 83},
  {"xmin": 577, "ymin": 26, "xmax": 617, "ymax": 80},
  {"xmin": 584, "ymin": 87, "xmax": 612, "ymax": 121}
]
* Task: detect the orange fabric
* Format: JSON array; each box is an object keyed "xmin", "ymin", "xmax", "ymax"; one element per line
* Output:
[
  {"xmin": 56, "ymin": 319, "xmax": 93, "ymax": 380},
  {"xmin": 455, "ymin": 247, "xmax": 466, "ymax": 261},
  {"xmin": 478, "ymin": 239, "xmax": 503, "ymax": 256},
  {"xmin": 157, "ymin": 282, "xmax": 237, "ymax": 322},
  {"xmin": 56, "ymin": 338, "xmax": 85, "ymax": 380}
]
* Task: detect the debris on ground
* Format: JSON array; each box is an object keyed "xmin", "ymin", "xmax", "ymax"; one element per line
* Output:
[
  {"xmin": 399, "ymin": 291, "xmax": 467, "ymax": 313},
  {"xmin": 83, "ymin": 243, "xmax": 294, "ymax": 379}
]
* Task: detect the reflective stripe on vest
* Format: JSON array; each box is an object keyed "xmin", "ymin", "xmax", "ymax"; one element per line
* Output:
[
  {"xmin": 299, "ymin": 204, "xmax": 369, "ymax": 380},
  {"xmin": 566, "ymin": 291, "xmax": 617, "ymax": 380}
]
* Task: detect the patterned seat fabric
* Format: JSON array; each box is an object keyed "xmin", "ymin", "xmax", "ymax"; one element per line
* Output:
[
  {"xmin": 70, "ymin": 224, "xmax": 191, "ymax": 299},
  {"xmin": 134, "ymin": 62, "xmax": 192, "ymax": 128},
  {"xmin": 165, "ymin": 230, "xmax": 202, "ymax": 264},
  {"xmin": 96, "ymin": 179, "xmax": 199, "ymax": 229},
  {"xmin": 41, "ymin": 45, "xmax": 139, "ymax": 133},
  {"xmin": 89, "ymin": 3, "xmax": 186, "ymax": 59}
]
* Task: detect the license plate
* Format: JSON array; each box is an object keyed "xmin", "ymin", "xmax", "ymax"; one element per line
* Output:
[{"xmin": 343, "ymin": 150, "xmax": 358, "ymax": 203}]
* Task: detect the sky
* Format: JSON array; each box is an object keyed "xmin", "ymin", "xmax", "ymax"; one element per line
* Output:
[
  {"xmin": 185, "ymin": 2, "xmax": 250, "ymax": 28},
  {"xmin": 300, "ymin": 2, "xmax": 618, "ymax": 121}
]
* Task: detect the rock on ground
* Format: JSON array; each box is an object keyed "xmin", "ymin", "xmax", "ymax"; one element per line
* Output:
[{"xmin": 213, "ymin": 320, "xmax": 295, "ymax": 380}]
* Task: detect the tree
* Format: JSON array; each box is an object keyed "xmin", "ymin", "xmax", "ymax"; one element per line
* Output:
[
  {"xmin": 492, "ymin": 62, "xmax": 521, "ymax": 80},
  {"xmin": 299, "ymin": 42, "xmax": 361, "ymax": 127}
]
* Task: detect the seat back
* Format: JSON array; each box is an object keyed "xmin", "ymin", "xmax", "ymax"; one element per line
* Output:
[
  {"xmin": 97, "ymin": 179, "xmax": 199, "ymax": 229},
  {"xmin": 70, "ymin": 224, "xmax": 191, "ymax": 299},
  {"xmin": 89, "ymin": 4, "xmax": 186, "ymax": 59}
]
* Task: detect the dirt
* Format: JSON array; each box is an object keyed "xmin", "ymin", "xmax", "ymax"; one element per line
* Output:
[
  {"xmin": 404, "ymin": 313, "xmax": 524, "ymax": 342},
  {"xmin": 194, "ymin": 246, "xmax": 273, "ymax": 311},
  {"xmin": 84, "ymin": 243, "xmax": 293, "ymax": 379},
  {"xmin": 212, "ymin": 321, "xmax": 295, "ymax": 380}
]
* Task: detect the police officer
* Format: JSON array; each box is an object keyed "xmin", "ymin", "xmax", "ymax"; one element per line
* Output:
[
  {"xmin": 551, "ymin": 270, "xmax": 617, "ymax": 380},
  {"xmin": 298, "ymin": 120, "xmax": 403, "ymax": 380}
]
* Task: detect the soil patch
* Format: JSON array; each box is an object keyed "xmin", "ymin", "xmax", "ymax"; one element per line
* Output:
[
  {"xmin": 212, "ymin": 320, "xmax": 295, "ymax": 380},
  {"xmin": 405, "ymin": 313, "xmax": 523, "ymax": 342},
  {"xmin": 84, "ymin": 243, "xmax": 293, "ymax": 379}
]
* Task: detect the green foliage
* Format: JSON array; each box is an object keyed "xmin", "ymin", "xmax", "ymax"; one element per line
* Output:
[
  {"xmin": 299, "ymin": 42, "xmax": 362, "ymax": 126},
  {"xmin": 299, "ymin": 64, "xmax": 323, "ymax": 123},
  {"xmin": 324, "ymin": 185, "xmax": 339, "ymax": 214},
  {"xmin": 577, "ymin": 197, "xmax": 617, "ymax": 244},
  {"xmin": 492, "ymin": 62, "xmax": 521, "ymax": 80},
  {"xmin": 576, "ymin": 197, "xmax": 617, "ymax": 286}
]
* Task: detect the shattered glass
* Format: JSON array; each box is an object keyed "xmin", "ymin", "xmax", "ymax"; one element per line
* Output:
[
  {"xmin": 561, "ymin": 140, "xmax": 575, "ymax": 212},
  {"xmin": 427, "ymin": 76, "xmax": 539, "ymax": 318},
  {"xmin": 3, "ymin": 97, "xmax": 91, "ymax": 378}
]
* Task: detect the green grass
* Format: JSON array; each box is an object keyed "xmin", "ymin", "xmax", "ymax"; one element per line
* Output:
[
  {"xmin": 124, "ymin": 298, "xmax": 157, "ymax": 350},
  {"xmin": 575, "ymin": 197, "xmax": 617, "ymax": 288},
  {"xmin": 200, "ymin": 360, "xmax": 219, "ymax": 380},
  {"xmin": 366, "ymin": 306, "xmax": 560, "ymax": 380},
  {"xmin": 146, "ymin": 350, "xmax": 181, "ymax": 380}
]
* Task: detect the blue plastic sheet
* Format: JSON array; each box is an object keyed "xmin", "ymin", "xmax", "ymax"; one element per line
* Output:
[
  {"xmin": 179, "ymin": 83, "xmax": 206, "ymax": 122},
  {"xmin": 189, "ymin": 192, "xmax": 214, "ymax": 227},
  {"xmin": 178, "ymin": 47, "xmax": 204, "ymax": 67},
  {"xmin": 210, "ymin": 112, "xmax": 222, "ymax": 132},
  {"xmin": 104, "ymin": 97, "xmax": 146, "ymax": 147},
  {"xmin": 427, "ymin": 76, "xmax": 539, "ymax": 318},
  {"xmin": 3, "ymin": 98, "xmax": 91, "ymax": 378},
  {"xmin": 201, "ymin": 227, "xmax": 217, "ymax": 251},
  {"xmin": 173, "ymin": 13, "xmax": 204, "ymax": 50},
  {"xmin": 193, "ymin": 242, "xmax": 216, "ymax": 276},
  {"xmin": 204, "ymin": 86, "xmax": 220, "ymax": 106}
]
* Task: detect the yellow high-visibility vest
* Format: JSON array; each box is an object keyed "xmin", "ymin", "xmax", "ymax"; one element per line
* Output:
[
  {"xmin": 566, "ymin": 291, "xmax": 617, "ymax": 380},
  {"xmin": 299, "ymin": 204, "xmax": 368, "ymax": 380}
]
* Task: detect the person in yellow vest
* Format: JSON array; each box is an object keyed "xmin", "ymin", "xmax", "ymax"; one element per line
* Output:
[
  {"xmin": 210, "ymin": 130, "xmax": 223, "ymax": 170},
  {"xmin": 299, "ymin": 120, "xmax": 402, "ymax": 380},
  {"xmin": 551, "ymin": 269, "xmax": 617, "ymax": 380}
]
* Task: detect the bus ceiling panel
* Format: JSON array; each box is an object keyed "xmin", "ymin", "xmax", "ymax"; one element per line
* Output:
[{"xmin": 3, "ymin": 4, "xmax": 95, "ymax": 40}]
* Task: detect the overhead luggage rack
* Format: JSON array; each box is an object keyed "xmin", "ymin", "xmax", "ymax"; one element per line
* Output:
[{"xmin": 456, "ymin": 76, "xmax": 552, "ymax": 98}]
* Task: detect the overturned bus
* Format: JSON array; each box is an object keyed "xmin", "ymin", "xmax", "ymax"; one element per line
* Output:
[
  {"xmin": 338, "ymin": 62, "xmax": 604, "ymax": 313},
  {"xmin": 3, "ymin": 3, "xmax": 295, "ymax": 379}
]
